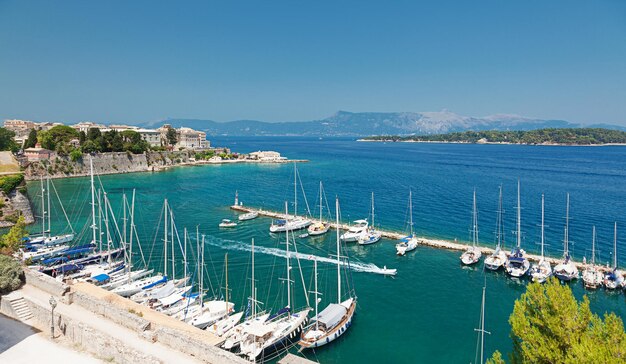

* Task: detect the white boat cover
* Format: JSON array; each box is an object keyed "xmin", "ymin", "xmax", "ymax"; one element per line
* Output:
[{"xmin": 315, "ymin": 303, "xmax": 347, "ymax": 329}]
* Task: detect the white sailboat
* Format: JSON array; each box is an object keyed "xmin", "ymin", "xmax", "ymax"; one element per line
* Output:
[
  {"xmin": 307, "ymin": 181, "xmax": 331, "ymax": 236},
  {"xmin": 505, "ymin": 181, "xmax": 530, "ymax": 278},
  {"xmin": 240, "ymin": 202, "xmax": 311, "ymax": 362},
  {"xmin": 358, "ymin": 192, "xmax": 382, "ymax": 245},
  {"xmin": 473, "ymin": 285, "xmax": 490, "ymax": 364},
  {"xmin": 484, "ymin": 186, "xmax": 507, "ymax": 271},
  {"xmin": 238, "ymin": 212, "xmax": 259, "ymax": 221},
  {"xmin": 25, "ymin": 176, "xmax": 74, "ymax": 247},
  {"xmin": 460, "ymin": 189, "xmax": 482, "ymax": 265},
  {"xmin": 270, "ymin": 164, "xmax": 311, "ymax": 233},
  {"xmin": 530, "ymin": 194, "xmax": 552, "ymax": 283},
  {"xmin": 396, "ymin": 189, "xmax": 419, "ymax": 256},
  {"xmin": 554, "ymin": 193, "xmax": 578, "ymax": 281},
  {"xmin": 582, "ymin": 226, "xmax": 603, "ymax": 289},
  {"xmin": 604, "ymin": 222, "xmax": 624, "ymax": 290},
  {"xmin": 300, "ymin": 197, "xmax": 357, "ymax": 349}
]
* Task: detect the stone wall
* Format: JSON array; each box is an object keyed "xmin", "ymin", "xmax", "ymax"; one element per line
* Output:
[
  {"xmin": 155, "ymin": 326, "xmax": 247, "ymax": 364},
  {"xmin": 71, "ymin": 290, "xmax": 151, "ymax": 333},
  {"xmin": 23, "ymin": 151, "xmax": 194, "ymax": 180},
  {"xmin": 24, "ymin": 297, "xmax": 162, "ymax": 364},
  {"xmin": 23, "ymin": 268, "xmax": 69, "ymax": 297}
]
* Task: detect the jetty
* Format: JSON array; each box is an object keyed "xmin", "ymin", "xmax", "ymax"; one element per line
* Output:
[{"xmin": 230, "ymin": 204, "xmax": 607, "ymax": 272}]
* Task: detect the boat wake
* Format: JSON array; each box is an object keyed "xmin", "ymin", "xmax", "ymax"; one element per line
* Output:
[{"xmin": 204, "ymin": 236, "xmax": 394, "ymax": 275}]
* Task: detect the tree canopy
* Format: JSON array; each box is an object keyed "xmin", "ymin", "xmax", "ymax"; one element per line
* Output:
[
  {"xmin": 364, "ymin": 128, "xmax": 626, "ymax": 145},
  {"xmin": 0, "ymin": 215, "xmax": 27, "ymax": 255},
  {"xmin": 0, "ymin": 128, "xmax": 18, "ymax": 152},
  {"xmin": 487, "ymin": 278, "xmax": 626, "ymax": 364}
]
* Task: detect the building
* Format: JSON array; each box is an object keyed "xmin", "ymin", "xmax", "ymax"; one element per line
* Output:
[
  {"xmin": 24, "ymin": 144, "xmax": 55, "ymax": 162},
  {"xmin": 71, "ymin": 122, "xmax": 107, "ymax": 133},
  {"xmin": 248, "ymin": 151, "xmax": 285, "ymax": 161},
  {"xmin": 176, "ymin": 127, "xmax": 210, "ymax": 149},
  {"xmin": 137, "ymin": 128, "xmax": 161, "ymax": 147},
  {"xmin": 3, "ymin": 119, "xmax": 35, "ymax": 146}
]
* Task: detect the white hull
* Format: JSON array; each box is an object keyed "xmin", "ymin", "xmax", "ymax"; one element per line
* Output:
[
  {"xmin": 307, "ymin": 222, "xmax": 330, "ymax": 236},
  {"xmin": 396, "ymin": 236, "xmax": 418, "ymax": 256},
  {"xmin": 582, "ymin": 268, "xmax": 603, "ymax": 289},
  {"xmin": 299, "ymin": 298, "xmax": 356, "ymax": 349},
  {"xmin": 484, "ymin": 251, "xmax": 507, "ymax": 271},
  {"xmin": 358, "ymin": 231, "xmax": 382, "ymax": 245},
  {"xmin": 222, "ymin": 313, "xmax": 271, "ymax": 351},
  {"xmin": 554, "ymin": 261, "xmax": 579, "ymax": 281},
  {"xmin": 206, "ymin": 311, "xmax": 244, "ymax": 337},
  {"xmin": 460, "ymin": 247, "xmax": 482, "ymax": 265},
  {"xmin": 101, "ymin": 269, "xmax": 154, "ymax": 290},
  {"xmin": 269, "ymin": 218, "xmax": 311, "ymax": 233},
  {"xmin": 188, "ymin": 301, "xmax": 234, "ymax": 329},
  {"xmin": 530, "ymin": 260, "xmax": 553, "ymax": 283},
  {"xmin": 238, "ymin": 212, "xmax": 259, "ymax": 221},
  {"xmin": 112, "ymin": 275, "xmax": 165, "ymax": 297}
]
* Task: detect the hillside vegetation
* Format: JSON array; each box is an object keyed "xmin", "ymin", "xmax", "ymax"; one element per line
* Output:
[{"xmin": 364, "ymin": 128, "xmax": 626, "ymax": 145}]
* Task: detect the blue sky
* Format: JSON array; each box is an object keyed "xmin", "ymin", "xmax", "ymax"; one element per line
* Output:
[{"xmin": 1, "ymin": 0, "xmax": 625, "ymax": 125}]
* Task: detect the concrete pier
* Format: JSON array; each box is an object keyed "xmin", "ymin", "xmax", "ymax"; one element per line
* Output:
[{"xmin": 230, "ymin": 204, "xmax": 610, "ymax": 272}]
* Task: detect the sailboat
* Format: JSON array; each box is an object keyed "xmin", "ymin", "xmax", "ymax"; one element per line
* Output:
[
  {"xmin": 396, "ymin": 189, "xmax": 419, "ymax": 256},
  {"xmin": 299, "ymin": 197, "xmax": 357, "ymax": 349},
  {"xmin": 604, "ymin": 223, "xmax": 624, "ymax": 290},
  {"xmin": 221, "ymin": 238, "xmax": 271, "ymax": 352},
  {"xmin": 269, "ymin": 164, "xmax": 311, "ymax": 233},
  {"xmin": 530, "ymin": 194, "xmax": 552, "ymax": 283},
  {"xmin": 239, "ymin": 202, "xmax": 311, "ymax": 362},
  {"xmin": 307, "ymin": 182, "xmax": 331, "ymax": 236},
  {"xmin": 25, "ymin": 176, "xmax": 75, "ymax": 247},
  {"xmin": 460, "ymin": 189, "xmax": 482, "ymax": 265},
  {"xmin": 358, "ymin": 192, "xmax": 382, "ymax": 245},
  {"xmin": 505, "ymin": 181, "xmax": 530, "ymax": 278},
  {"xmin": 554, "ymin": 193, "xmax": 578, "ymax": 281},
  {"xmin": 340, "ymin": 219, "xmax": 368, "ymax": 242},
  {"xmin": 582, "ymin": 226, "xmax": 604, "ymax": 289},
  {"xmin": 484, "ymin": 186, "xmax": 507, "ymax": 271}
]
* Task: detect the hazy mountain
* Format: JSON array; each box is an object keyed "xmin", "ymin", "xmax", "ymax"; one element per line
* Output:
[{"xmin": 136, "ymin": 111, "xmax": 622, "ymax": 137}]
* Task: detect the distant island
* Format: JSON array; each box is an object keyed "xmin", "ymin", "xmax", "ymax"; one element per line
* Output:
[{"xmin": 360, "ymin": 128, "xmax": 626, "ymax": 146}]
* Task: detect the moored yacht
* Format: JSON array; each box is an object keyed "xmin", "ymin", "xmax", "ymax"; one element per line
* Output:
[
  {"xmin": 460, "ymin": 189, "xmax": 482, "ymax": 265},
  {"xmin": 582, "ymin": 226, "xmax": 603, "ymax": 289},
  {"xmin": 485, "ymin": 186, "xmax": 507, "ymax": 271},
  {"xmin": 396, "ymin": 189, "xmax": 418, "ymax": 256},
  {"xmin": 340, "ymin": 219, "xmax": 368, "ymax": 242},
  {"xmin": 553, "ymin": 194, "xmax": 578, "ymax": 281},
  {"xmin": 530, "ymin": 194, "xmax": 552, "ymax": 283},
  {"xmin": 505, "ymin": 181, "xmax": 530, "ymax": 278}
]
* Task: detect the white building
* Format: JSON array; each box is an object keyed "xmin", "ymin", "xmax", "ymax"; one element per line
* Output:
[
  {"xmin": 137, "ymin": 129, "xmax": 161, "ymax": 147},
  {"xmin": 72, "ymin": 122, "xmax": 107, "ymax": 133},
  {"xmin": 248, "ymin": 151, "xmax": 285, "ymax": 161}
]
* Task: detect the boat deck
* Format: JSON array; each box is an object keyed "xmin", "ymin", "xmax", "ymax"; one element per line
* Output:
[{"xmin": 230, "ymin": 204, "xmax": 611, "ymax": 272}]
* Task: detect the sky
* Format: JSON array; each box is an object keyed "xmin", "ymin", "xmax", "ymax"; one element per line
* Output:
[{"xmin": 1, "ymin": 0, "xmax": 625, "ymax": 125}]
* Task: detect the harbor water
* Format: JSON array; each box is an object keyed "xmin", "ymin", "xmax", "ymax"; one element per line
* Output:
[{"xmin": 28, "ymin": 137, "xmax": 626, "ymax": 363}]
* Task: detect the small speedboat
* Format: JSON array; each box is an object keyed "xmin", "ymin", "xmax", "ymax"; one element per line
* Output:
[
  {"xmin": 238, "ymin": 212, "xmax": 259, "ymax": 221},
  {"xmin": 298, "ymin": 233, "xmax": 309, "ymax": 239},
  {"xmin": 378, "ymin": 266, "xmax": 397, "ymax": 276},
  {"xmin": 219, "ymin": 219, "xmax": 238, "ymax": 228}
]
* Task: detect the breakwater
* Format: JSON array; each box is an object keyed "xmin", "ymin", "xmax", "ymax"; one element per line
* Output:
[{"xmin": 230, "ymin": 204, "xmax": 607, "ymax": 272}]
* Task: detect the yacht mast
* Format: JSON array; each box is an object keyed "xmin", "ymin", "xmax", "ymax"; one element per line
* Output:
[
  {"xmin": 474, "ymin": 285, "xmax": 490, "ymax": 364},
  {"xmin": 90, "ymin": 156, "xmax": 97, "ymax": 247},
  {"xmin": 516, "ymin": 180, "xmax": 521, "ymax": 248},
  {"xmin": 564, "ymin": 193, "xmax": 570, "ymax": 257},
  {"xmin": 129, "ymin": 190, "xmax": 136, "ymax": 283},
  {"xmin": 40, "ymin": 176, "xmax": 45, "ymax": 237},
  {"xmin": 170, "ymin": 206, "xmax": 175, "ymax": 280},
  {"xmin": 201, "ymin": 234, "xmax": 205, "ymax": 307},
  {"xmin": 225, "ymin": 253, "xmax": 229, "ymax": 313},
  {"xmin": 614, "ymin": 222, "xmax": 618, "ymax": 269},
  {"xmin": 496, "ymin": 185, "xmax": 503, "ymax": 248},
  {"xmin": 251, "ymin": 238, "xmax": 256, "ymax": 317},
  {"xmin": 46, "ymin": 176, "xmax": 51, "ymax": 236},
  {"xmin": 294, "ymin": 163, "xmax": 298, "ymax": 218},
  {"xmin": 184, "ymin": 228, "xmax": 188, "ymax": 283},
  {"xmin": 319, "ymin": 182, "xmax": 323, "ymax": 221},
  {"xmin": 409, "ymin": 189, "xmax": 414, "ymax": 237},
  {"xmin": 541, "ymin": 193, "xmax": 544, "ymax": 261},
  {"xmin": 472, "ymin": 189, "xmax": 478, "ymax": 247},
  {"xmin": 336, "ymin": 196, "xmax": 341, "ymax": 303},
  {"xmin": 314, "ymin": 258, "xmax": 319, "ymax": 331},
  {"xmin": 285, "ymin": 201, "xmax": 292, "ymax": 309},
  {"xmin": 591, "ymin": 226, "xmax": 596, "ymax": 265},
  {"xmin": 164, "ymin": 199, "xmax": 168, "ymax": 277},
  {"xmin": 371, "ymin": 192, "xmax": 375, "ymax": 229}
]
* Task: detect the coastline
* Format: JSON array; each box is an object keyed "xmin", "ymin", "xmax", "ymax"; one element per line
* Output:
[{"xmin": 357, "ymin": 139, "xmax": 626, "ymax": 147}]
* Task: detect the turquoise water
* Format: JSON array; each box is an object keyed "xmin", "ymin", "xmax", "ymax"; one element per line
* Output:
[{"xmin": 28, "ymin": 138, "xmax": 626, "ymax": 363}]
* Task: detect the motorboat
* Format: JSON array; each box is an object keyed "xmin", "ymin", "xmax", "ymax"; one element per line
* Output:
[
  {"xmin": 340, "ymin": 220, "xmax": 368, "ymax": 242},
  {"xmin": 238, "ymin": 212, "xmax": 258, "ymax": 221},
  {"xmin": 219, "ymin": 219, "xmax": 238, "ymax": 228}
]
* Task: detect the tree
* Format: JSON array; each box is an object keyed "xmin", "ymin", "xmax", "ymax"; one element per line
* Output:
[
  {"xmin": 0, "ymin": 128, "xmax": 18, "ymax": 152},
  {"xmin": 0, "ymin": 255, "xmax": 24, "ymax": 294},
  {"xmin": 0, "ymin": 215, "xmax": 28, "ymax": 254},
  {"xmin": 86, "ymin": 127, "xmax": 101, "ymax": 141},
  {"xmin": 24, "ymin": 129, "xmax": 38, "ymax": 149},
  {"xmin": 494, "ymin": 278, "xmax": 626, "ymax": 363},
  {"xmin": 81, "ymin": 140, "xmax": 99, "ymax": 154},
  {"xmin": 166, "ymin": 127, "xmax": 177, "ymax": 146},
  {"xmin": 78, "ymin": 131, "xmax": 86, "ymax": 145}
]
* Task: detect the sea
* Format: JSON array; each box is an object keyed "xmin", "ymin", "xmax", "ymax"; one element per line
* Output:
[{"xmin": 27, "ymin": 137, "xmax": 626, "ymax": 363}]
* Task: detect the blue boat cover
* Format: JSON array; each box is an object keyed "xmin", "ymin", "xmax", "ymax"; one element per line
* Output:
[
  {"xmin": 142, "ymin": 276, "xmax": 167, "ymax": 289},
  {"xmin": 91, "ymin": 274, "xmax": 110, "ymax": 282},
  {"xmin": 268, "ymin": 306, "xmax": 291, "ymax": 321},
  {"xmin": 42, "ymin": 257, "xmax": 69, "ymax": 266}
]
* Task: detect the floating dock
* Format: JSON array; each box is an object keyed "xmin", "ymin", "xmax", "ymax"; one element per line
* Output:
[{"xmin": 230, "ymin": 204, "xmax": 609, "ymax": 272}]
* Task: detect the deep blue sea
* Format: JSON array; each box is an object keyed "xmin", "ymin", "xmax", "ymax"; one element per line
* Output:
[{"xmin": 27, "ymin": 137, "xmax": 626, "ymax": 363}]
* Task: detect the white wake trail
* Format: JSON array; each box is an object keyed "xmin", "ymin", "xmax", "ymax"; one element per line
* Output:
[{"xmin": 204, "ymin": 236, "xmax": 394, "ymax": 275}]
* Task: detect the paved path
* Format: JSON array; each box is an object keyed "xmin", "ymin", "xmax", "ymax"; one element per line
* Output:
[{"xmin": 0, "ymin": 314, "xmax": 102, "ymax": 363}]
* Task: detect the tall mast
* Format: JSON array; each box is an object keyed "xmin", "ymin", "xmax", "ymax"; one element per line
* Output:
[
  {"xmin": 474, "ymin": 285, "xmax": 490, "ymax": 364},
  {"xmin": 46, "ymin": 176, "xmax": 51, "ymax": 236},
  {"xmin": 40, "ymin": 176, "xmax": 45, "ymax": 237},
  {"xmin": 314, "ymin": 258, "xmax": 319, "ymax": 331},
  {"xmin": 319, "ymin": 182, "xmax": 323, "ymax": 221},
  {"xmin": 541, "ymin": 193, "xmax": 544, "ymax": 261},
  {"xmin": 372, "ymin": 191, "xmax": 374, "ymax": 230},
  {"xmin": 336, "ymin": 196, "xmax": 341, "ymax": 303},
  {"xmin": 294, "ymin": 163, "xmax": 298, "ymax": 218},
  {"xmin": 225, "ymin": 253, "xmax": 229, "ymax": 313},
  {"xmin": 285, "ymin": 201, "xmax": 291, "ymax": 309},
  {"xmin": 129, "ymin": 190, "xmax": 135, "ymax": 283},
  {"xmin": 251, "ymin": 238, "xmax": 255, "ymax": 317},
  {"xmin": 472, "ymin": 189, "xmax": 478, "ymax": 247},
  {"xmin": 516, "ymin": 180, "xmax": 521, "ymax": 248},
  {"xmin": 614, "ymin": 222, "xmax": 618, "ymax": 269},
  {"xmin": 197, "ymin": 229, "xmax": 201, "ymax": 304},
  {"xmin": 591, "ymin": 226, "xmax": 596, "ymax": 265},
  {"xmin": 170, "ymin": 206, "xmax": 175, "ymax": 280},
  {"xmin": 103, "ymin": 192, "xmax": 111, "ymax": 264},
  {"xmin": 122, "ymin": 193, "xmax": 127, "ymax": 272},
  {"xmin": 409, "ymin": 189, "xmax": 414, "ymax": 237},
  {"xmin": 90, "ymin": 156, "xmax": 97, "ymax": 247},
  {"xmin": 184, "ymin": 227, "xmax": 188, "ymax": 283},
  {"xmin": 201, "ymin": 235, "xmax": 205, "ymax": 307},
  {"xmin": 564, "ymin": 193, "xmax": 570, "ymax": 257},
  {"xmin": 164, "ymin": 199, "xmax": 168, "ymax": 277},
  {"xmin": 496, "ymin": 185, "xmax": 503, "ymax": 249}
]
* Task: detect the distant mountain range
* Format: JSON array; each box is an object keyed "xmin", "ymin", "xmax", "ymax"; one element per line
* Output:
[{"xmin": 139, "ymin": 111, "xmax": 625, "ymax": 137}]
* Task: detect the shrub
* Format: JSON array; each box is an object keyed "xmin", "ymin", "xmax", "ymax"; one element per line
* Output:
[
  {"xmin": 0, "ymin": 174, "xmax": 24, "ymax": 194},
  {"xmin": 0, "ymin": 255, "xmax": 24, "ymax": 294},
  {"xmin": 70, "ymin": 149, "xmax": 83, "ymax": 162}
]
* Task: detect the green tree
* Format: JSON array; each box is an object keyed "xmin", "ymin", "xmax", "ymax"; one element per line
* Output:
[
  {"xmin": 0, "ymin": 128, "xmax": 18, "ymax": 151},
  {"xmin": 166, "ymin": 127, "xmax": 177, "ymax": 146},
  {"xmin": 0, "ymin": 215, "xmax": 28, "ymax": 254},
  {"xmin": 24, "ymin": 129, "xmax": 38, "ymax": 149},
  {"xmin": 81, "ymin": 140, "xmax": 99, "ymax": 153},
  {"xmin": 494, "ymin": 278, "xmax": 626, "ymax": 363},
  {"xmin": 0, "ymin": 255, "xmax": 24, "ymax": 294},
  {"xmin": 78, "ymin": 130, "xmax": 86, "ymax": 145}
]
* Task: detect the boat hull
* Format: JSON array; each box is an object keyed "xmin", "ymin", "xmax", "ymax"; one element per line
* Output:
[{"xmin": 299, "ymin": 299, "xmax": 356, "ymax": 349}]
